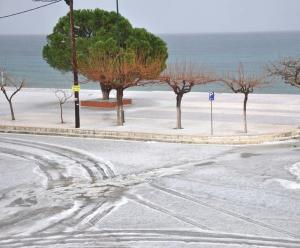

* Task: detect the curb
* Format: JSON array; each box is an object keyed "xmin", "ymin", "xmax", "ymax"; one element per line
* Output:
[{"xmin": 0, "ymin": 125, "xmax": 299, "ymax": 145}]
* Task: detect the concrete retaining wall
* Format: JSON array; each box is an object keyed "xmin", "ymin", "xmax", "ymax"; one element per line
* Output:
[{"xmin": 0, "ymin": 125, "xmax": 299, "ymax": 145}]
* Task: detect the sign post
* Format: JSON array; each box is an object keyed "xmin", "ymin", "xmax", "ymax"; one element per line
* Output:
[{"xmin": 209, "ymin": 92, "xmax": 215, "ymax": 135}]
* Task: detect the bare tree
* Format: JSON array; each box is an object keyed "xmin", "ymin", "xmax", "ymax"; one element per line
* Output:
[
  {"xmin": 54, "ymin": 89, "xmax": 73, "ymax": 124},
  {"xmin": 0, "ymin": 69, "xmax": 24, "ymax": 121},
  {"xmin": 222, "ymin": 63, "xmax": 266, "ymax": 133},
  {"xmin": 160, "ymin": 62, "xmax": 216, "ymax": 129},
  {"xmin": 268, "ymin": 57, "xmax": 300, "ymax": 89},
  {"xmin": 80, "ymin": 51, "xmax": 164, "ymax": 126}
]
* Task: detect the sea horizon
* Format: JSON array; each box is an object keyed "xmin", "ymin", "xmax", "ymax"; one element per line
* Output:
[{"xmin": 2, "ymin": 29, "xmax": 300, "ymax": 35}]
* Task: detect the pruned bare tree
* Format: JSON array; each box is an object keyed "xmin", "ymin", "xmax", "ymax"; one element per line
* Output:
[
  {"xmin": 160, "ymin": 62, "xmax": 216, "ymax": 129},
  {"xmin": 80, "ymin": 50, "xmax": 164, "ymax": 126},
  {"xmin": 0, "ymin": 69, "xmax": 25, "ymax": 121},
  {"xmin": 54, "ymin": 89, "xmax": 73, "ymax": 124},
  {"xmin": 222, "ymin": 63, "xmax": 267, "ymax": 133},
  {"xmin": 267, "ymin": 57, "xmax": 300, "ymax": 89}
]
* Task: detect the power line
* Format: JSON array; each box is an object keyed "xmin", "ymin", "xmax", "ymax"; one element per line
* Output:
[{"xmin": 0, "ymin": 0, "xmax": 62, "ymax": 19}]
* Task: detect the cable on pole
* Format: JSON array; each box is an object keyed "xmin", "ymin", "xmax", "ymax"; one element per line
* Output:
[{"xmin": 0, "ymin": 0, "xmax": 62, "ymax": 19}]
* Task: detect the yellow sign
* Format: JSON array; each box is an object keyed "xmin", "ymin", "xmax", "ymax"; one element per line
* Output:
[{"xmin": 72, "ymin": 85, "xmax": 80, "ymax": 92}]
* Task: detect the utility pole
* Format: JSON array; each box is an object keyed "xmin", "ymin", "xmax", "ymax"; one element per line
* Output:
[
  {"xmin": 116, "ymin": 0, "xmax": 119, "ymax": 15},
  {"xmin": 116, "ymin": 0, "xmax": 120, "ymax": 53},
  {"xmin": 115, "ymin": 0, "xmax": 125, "ymax": 124},
  {"xmin": 65, "ymin": 0, "xmax": 80, "ymax": 128}
]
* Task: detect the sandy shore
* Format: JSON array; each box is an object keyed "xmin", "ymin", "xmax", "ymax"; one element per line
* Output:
[{"xmin": 0, "ymin": 88, "xmax": 300, "ymax": 137}]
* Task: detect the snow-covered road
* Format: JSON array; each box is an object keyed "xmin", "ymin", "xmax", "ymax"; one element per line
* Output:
[{"xmin": 0, "ymin": 133, "xmax": 299, "ymax": 247}]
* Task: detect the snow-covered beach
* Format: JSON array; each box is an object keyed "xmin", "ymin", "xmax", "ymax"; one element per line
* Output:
[{"xmin": 0, "ymin": 88, "xmax": 300, "ymax": 137}]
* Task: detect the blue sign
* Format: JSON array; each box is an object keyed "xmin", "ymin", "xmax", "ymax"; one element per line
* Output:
[{"xmin": 209, "ymin": 92, "xmax": 215, "ymax": 101}]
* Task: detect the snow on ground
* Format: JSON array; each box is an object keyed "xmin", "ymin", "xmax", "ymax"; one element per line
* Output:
[
  {"xmin": 289, "ymin": 162, "xmax": 300, "ymax": 180},
  {"xmin": 0, "ymin": 88, "xmax": 300, "ymax": 136},
  {"xmin": 275, "ymin": 179, "xmax": 300, "ymax": 190},
  {"xmin": 274, "ymin": 162, "xmax": 300, "ymax": 189},
  {"xmin": 0, "ymin": 133, "xmax": 300, "ymax": 247}
]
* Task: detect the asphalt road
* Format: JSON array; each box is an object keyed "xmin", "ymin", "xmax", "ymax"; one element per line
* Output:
[{"xmin": 0, "ymin": 133, "xmax": 299, "ymax": 247}]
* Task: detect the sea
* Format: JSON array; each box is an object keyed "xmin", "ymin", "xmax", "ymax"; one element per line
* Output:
[{"xmin": 1, "ymin": 32, "xmax": 300, "ymax": 94}]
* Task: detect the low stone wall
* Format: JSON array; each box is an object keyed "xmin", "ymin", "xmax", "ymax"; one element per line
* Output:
[{"xmin": 0, "ymin": 125, "xmax": 299, "ymax": 145}]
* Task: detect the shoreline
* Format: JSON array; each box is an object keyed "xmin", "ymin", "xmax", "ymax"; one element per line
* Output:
[{"xmin": 19, "ymin": 87, "xmax": 300, "ymax": 96}]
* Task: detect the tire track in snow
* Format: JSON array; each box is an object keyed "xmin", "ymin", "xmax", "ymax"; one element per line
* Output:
[
  {"xmin": 0, "ymin": 137, "xmax": 118, "ymax": 237},
  {"xmin": 0, "ymin": 142, "xmax": 94, "ymax": 185},
  {"xmin": 0, "ymin": 147, "xmax": 58, "ymax": 189},
  {"xmin": 151, "ymin": 183, "xmax": 300, "ymax": 239},
  {"xmin": 125, "ymin": 193, "xmax": 211, "ymax": 230},
  {"xmin": 174, "ymin": 175, "xmax": 300, "ymax": 201},
  {"xmin": 0, "ymin": 229, "xmax": 300, "ymax": 247},
  {"xmin": 0, "ymin": 138, "xmax": 115, "ymax": 181}
]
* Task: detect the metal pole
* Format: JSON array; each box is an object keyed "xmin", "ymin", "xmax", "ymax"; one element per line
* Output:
[
  {"xmin": 1, "ymin": 71, "xmax": 3, "ymax": 86},
  {"xmin": 69, "ymin": 0, "xmax": 80, "ymax": 128},
  {"xmin": 116, "ymin": 0, "xmax": 119, "ymax": 14},
  {"xmin": 115, "ymin": 0, "xmax": 125, "ymax": 124},
  {"xmin": 116, "ymin": 0, "xmax": 121, "ymax": 50},
  {"xmin": 210, "ymin": 100, "xmax": 213, "ymax": 135}
]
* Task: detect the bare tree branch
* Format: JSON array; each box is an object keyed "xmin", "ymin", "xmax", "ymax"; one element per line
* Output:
[
  {"xmin": 268, "ymin": 57, "xmax": 300, "ymax": 89},
  {"xmin": 160, "ymin": 61, "xmax": 217, "ymax": 129},
  {"xmin": 0, "ymin": 68, "xmax": 25, "ymax": 120},
  {"xmin": 54, "ymin": 89, "xmax": 73, "ymax": 124},
  {"xmin": 221, "ymin": 63, "xmax": 267, "ymax": 133}
]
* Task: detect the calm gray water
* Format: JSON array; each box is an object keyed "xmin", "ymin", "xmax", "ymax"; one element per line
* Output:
[{"xmin": 1, "ymin": 32, "xmax": 300, "ymax": 94}]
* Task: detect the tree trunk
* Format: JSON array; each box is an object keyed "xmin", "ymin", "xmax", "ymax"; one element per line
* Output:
[
  {"xmin": 8, "ymin": 101, "xmax": 15, "ymax": 121},
  {"xmin": 243, "ymin": 93, "xmax": 248, "ymax": 133},
  {"xmin": 116, "ymin": 88, "xmax": 124, "ymax": 126},
  {"xmin": 60, "ymin": 103, "xmax": 64, "ymax": 124},
  {"xmin": 100, "ymin": 83, "xmax": 112, "ymax": 100},
  {"xmin": 176, "ymin": 94, "xmax": 183, "ymax": 129}
]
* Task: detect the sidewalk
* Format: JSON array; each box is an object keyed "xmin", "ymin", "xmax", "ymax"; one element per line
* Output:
[{"xmin": 0, "ymin": 88, "xmax": 300, "ymax": 144}]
